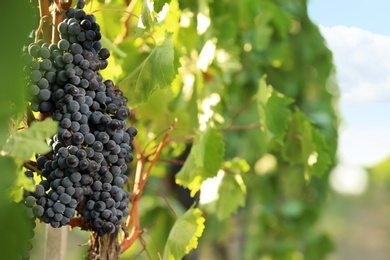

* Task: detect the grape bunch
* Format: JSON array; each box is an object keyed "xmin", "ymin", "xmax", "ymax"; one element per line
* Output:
[{"xmin": 22, "ymin": 2, "xmax": 137, "ymax": 236}]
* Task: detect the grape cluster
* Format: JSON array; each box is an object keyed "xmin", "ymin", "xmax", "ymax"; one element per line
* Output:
[{"xmin": 22, "ymin": 4, "xmax": 137, "ymax": 236}]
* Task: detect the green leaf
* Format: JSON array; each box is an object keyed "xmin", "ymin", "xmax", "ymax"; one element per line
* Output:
[
  {"xmin": 283, "ymin": 110, "xmax": 331, "ymax": 179},
  {"xmin": 154, "ymin": 0, "xmax": 171, "ymax": 13},
  {"xmin": 215, "ymin": 171, "xmax": 247, "ymax": 220},
  {"xmin": 176, "ymin": 127, "xmax": 224, "ymax": 197},
  {"xmin": 134, "ymin": 27, "xmax": 147, "ymax": 39},
  {"xmin": 2, "ymin": 119, "xmax": 58, "ymax": 162},
  {"xmin": 9, "ymin": 169, "xmax": 35, "ymax": 202},
  {"xmin": 140, "ymin": 0, "xmax": 154, "ymax": 30},
  {"xmin": 119, "ymin": 32, "xmax": 180, "ymax": 106},
  {"xmin": 0, "ymin": 156, "xmax": 36, "ymax": 260},
  {"xmin": 223, "ymin": 157, "xmax": 251, "ymax": 174},
  {"xmin": 163, "ymin": 208, "xmax": 205, "ymax": 260},
  {"xmin": 257, "ymin": 77, "xmax": 294, "ymax": 146}
]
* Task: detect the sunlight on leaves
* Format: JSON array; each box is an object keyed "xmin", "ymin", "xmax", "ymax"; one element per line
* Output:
[
  {"xmin": 119, "ymin": 32, "xmax": 180, "ymax": 105},
  {"xmin": 257, "ymin": 77, "xmax": 293, "ymax": 146},
  {"xmin": 283, "ymin": 110, "xmax": 331, "ymax": 179},
  {"xmin": 2, "ymin": 119, "xmax": 58, "ymax": 162},
  {"xmin": 176, "ymin": 127, "xmax": 224, "ymax": 197},
  {"xmin": 163, "ymin": 207, "xmax": 205, "ymax": 260},
  {"xmin": 215, "ymin": 170, "xmax": 247, "ymax": 220}
]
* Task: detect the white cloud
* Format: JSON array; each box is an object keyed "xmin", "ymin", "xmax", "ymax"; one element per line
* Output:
[
  {"xmin": 338, "ymin": 125, "xmax": 390, "ymax": 166},
  {"xmin": 319, "ymin": 25, "xmax": 390, "ymax": 167},
  {"xmin": 320, "ymin": 25, "xmax": 390, "ymax": 105}
]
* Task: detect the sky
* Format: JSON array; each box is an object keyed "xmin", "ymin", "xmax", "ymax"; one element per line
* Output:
[
  {"xmin": 309, "ymin": 0, "xmax": 390, "ymax": 36},
  {"xmin": 308, "ymin": 0, "xmax": 390, "ymax": 168}
]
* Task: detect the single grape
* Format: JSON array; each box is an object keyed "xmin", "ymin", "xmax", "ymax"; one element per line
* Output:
[
  {"xmin": 50, "ymin": 221, "xmax": 61, "ymax": 228},
  {"xmin": 70, "ymin": 121, "xmax": 81, "ymax": 132},
  {"xmin": 34, "ymin": 184, "xmax": 45, "ymax": 197},
  {"xmin": 68, "ymin": 22, "xmax": 81, "ymax": 35},
  {"xmin": 25, "ymin": 196, "xmax": 36, "ymax": 208},
  {"xmin": 84, "ymin": 133, "xmax": 96, "ymax": 145},
  {"xmin": 53, "ymin": 202, "xmax": 66, "ymax": 214},
  {"xmin": 98, "ymin": 48, "xmax": 110, "ymax": 60},
  {"xmin": 29, "ymin": 70, "xmax": 42, "ymax": 82},
  {"xmin": 60, "ymin": 118, "xmax": 71, "ymax": 128},
  {"xmin": 63, "ymin": 53, "xmax": 74, "ymax": 63},
  {"xmin": 66, "ymin": 155, "xmax": 79, "ymax": 168},
  {"xmin": 93, "ymin": 218, "xmax": 104, "ymax": 228},
  {"xmin": 59, "ymin": 193, "xmax": 72, "ymax": 204},
  {"xmin": 94, "ymin": 201, "xmax": 106, "ymax": 212},
  {"xmin": 46, "ymin": 208, "xmax": 55, "ymax": 218},
  {"xmin": 61, "ymin": 177, "xmax": 73, "ymax": 188},
  {"xmin": 54, "ymin": 213, "xmax": 63, "ymax": 222},
  {"xmin": 33, "ymin": 205, "xmax": 44, "ymax": 217},
  {"xmin": 58, "ymin": 39, "xmax": 70, "ymax": 51},
  {"xmin": 102, "ymin": 222, "xmax": 115, "ymax": 234}
]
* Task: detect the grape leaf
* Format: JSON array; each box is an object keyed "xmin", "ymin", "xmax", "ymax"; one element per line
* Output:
[
  {"xmin": 163, "ymin": 208, "xmax": 205, "ymax": 260},
  {"xmin": 2, "ymin": 119, "xmax": 58, "ymax": 162},
  {"xmin": 140, "ymin": 0, "xmax": 154, "ymax": 30},
  {"xmin": 215, "ymin": 170, "xmax": 247, "ymax": 220},
  {"xmin": 257, "ymin": 77, "xmax": 293, "ymax": 146},
  {"xmin": 224, "ymin": 157, "xmax": 251, "ymax": 174},
  {"xmin": 0, "ymin": 156, "xmax": 36, "ymax": 260},
  {"xmin": 154, "ymin": 0, "xmax": 171, "ymax": 13},
  {"xmin": 176, "ymin": 127, "xmax": 224, "ymax": 197},
  {"xmin": 119, "ymin": 32, "xmax": 180, "ymax": 106},
  {"xmin": 283, "ymin": 110, "xmax": 331, "ymax": 179},
  {"xmin": 9, "ymin": 168, "xmax": 36, "ymax": 202}
]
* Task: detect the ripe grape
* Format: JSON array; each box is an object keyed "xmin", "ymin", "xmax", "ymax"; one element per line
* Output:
[{"xmin": 22, "ymin": 2, "xmax": 137, "ymax": 236}]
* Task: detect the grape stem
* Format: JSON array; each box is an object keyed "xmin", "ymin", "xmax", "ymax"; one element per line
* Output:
[
  {"xmin": 23, "ymin": 162, "xmax": 42, "ymax": 175},
  {"xmin": 155, "ymin": 158, "xmax": 185, "ymax": 166},
  {"xmin": 227, "ymin": 94, "xmax": 257, "ymax": 127},
  {"xmin": 142, "ymin": 225, "xmax": 163, "ymax": 260},
  {"xmin": 121, "ymin": 118, "xmax": 178, "ymax": 254},
  {"xmin": 144, "ymin": 185, "xmax": 178, "ymax": 217},
  {"xmin": 90, "ymin": 8, "xmax": 139, "ymax": 18}
]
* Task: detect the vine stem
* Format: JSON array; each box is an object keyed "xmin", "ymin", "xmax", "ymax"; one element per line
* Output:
[
  {"xmin": 115, "ymin": 0, "xmax": 139, "ymax": 44},
  {"xmin": 90, "ymin": 8, "xmax": 139, "ymax": 18},
  {"xmin": 38, "ymin": 0, "xmax": 52, "ymax": 43},
  {"xmin": 227, "ymin": 94, "xmax": 257, "ymax": 127},
  {"xmin": 52, "ymin": 2, "xmax": 65, "ymax": 44},
  {"xmin": 138, "ymin": 118, "xmax": 178, "ymax": 195},
  {"xmin": 155, "ymin": 158, "xmax": 185, "ymax": 166},
  {"xmin": 141, "ymin": 125, "xmax": 174, "ymax": 157},
  {"xmin": 144, "ymin": 185, "xmax": 178, "ymax": 218},
  {"xmin": 142, "ymin": 227, "xmax": 163, "ymax": 260},
  {"xmin": 122, "ymin": 118, "xmax": 178, "ymax": 253}
]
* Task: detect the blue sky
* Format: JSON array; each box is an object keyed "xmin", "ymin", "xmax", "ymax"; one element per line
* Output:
[
  {"xmin": 309, "ymin": 0, "xmax": 390, "ymax": 36},
  {"xmin": 308, "ymin": 1, "xmax": 390, "ymax": 167}
]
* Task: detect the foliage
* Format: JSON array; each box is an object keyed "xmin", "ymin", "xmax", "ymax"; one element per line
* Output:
[
  {"xmin": 2, "ymin": 119, "xmax": 58, "ymax": 162},
  {"xmin": 0, "ymin": 1, "xmax": 49, "ymax": 259},
  {"xmin": 4, "ymin": 0, "xmax": 338, "ymax": 259},
  {"xmin": 163, "ymin": 207, "xmax": 205, "ymax": 260},
  {"xmin": 176, "ymin": 127, "xmax": 224, "ymax": 197}
]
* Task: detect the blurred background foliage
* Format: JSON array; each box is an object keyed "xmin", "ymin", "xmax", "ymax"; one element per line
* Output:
[
  {"xmin": 76, "ymin": 0, "xmax": 340, "ymax": 258},
  {"xmin": 2, "ymin": 0, "xmax": 389, "ymax": 259}
]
